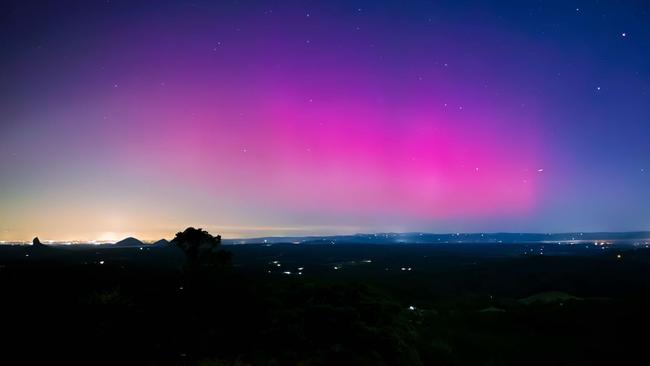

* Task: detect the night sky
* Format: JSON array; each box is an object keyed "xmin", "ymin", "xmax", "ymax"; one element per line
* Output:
[{"xmin": 1, "ymin": 0, "xmax": 649, "ymax": 241}]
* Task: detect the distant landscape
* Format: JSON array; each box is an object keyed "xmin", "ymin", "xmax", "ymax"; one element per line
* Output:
[{"xmin": 2, "ymin": 229, "xmax": 650, "ymax": 364}]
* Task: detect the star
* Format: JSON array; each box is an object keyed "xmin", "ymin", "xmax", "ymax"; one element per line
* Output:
[{"xmin": 621, "ymin": 32, "xmax": 627, "ymax": 37}]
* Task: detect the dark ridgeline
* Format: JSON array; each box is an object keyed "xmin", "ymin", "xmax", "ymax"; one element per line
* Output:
[{"xmin": 224, "ymin": 231, "xmax": 650, "ymax": 245}]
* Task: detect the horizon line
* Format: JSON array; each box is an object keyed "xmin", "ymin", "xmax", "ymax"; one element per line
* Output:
[{"xmin": 2, "ymin": 229, "xmax": 650, "ymax": 244}]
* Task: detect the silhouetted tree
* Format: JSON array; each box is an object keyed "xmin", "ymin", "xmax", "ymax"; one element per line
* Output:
[{"xmin": 171, "ymin": 227, "xmax": 231, "ymax": 269}]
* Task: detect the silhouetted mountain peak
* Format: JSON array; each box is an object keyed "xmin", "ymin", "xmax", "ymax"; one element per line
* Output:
[
  {"xmin": 32, "ymin": 237, "xmax": 46, "ymax": 248},
  {"xmin": 152, "ymin": 239, "xmax": 169, "ymax": 246},
  {"xmin": 114, "ymin": 237, "xmax": 144, "ymax": 247}
]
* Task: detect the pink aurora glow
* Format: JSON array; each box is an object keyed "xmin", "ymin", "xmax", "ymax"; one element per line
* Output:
[{"xmin": 111, "ymin": 84, "xmax": 545, "ymax": 221}]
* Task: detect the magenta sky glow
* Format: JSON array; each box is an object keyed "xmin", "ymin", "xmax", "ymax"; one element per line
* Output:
[{"xmin": 1, "ymin": 1, "xmax": 649, "ymax": 240}]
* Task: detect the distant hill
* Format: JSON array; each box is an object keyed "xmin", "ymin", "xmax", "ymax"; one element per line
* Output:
[
  {"xmin": 223, "ymin": 231, "xmax": 650, "ymax": 245},
  {"xmin": 114, "ymin": 237, "xmax": 144, "ymax": 247},
  {"xmin": 152, "ymin": 239, "xmax": 169, "ymax": 246}
]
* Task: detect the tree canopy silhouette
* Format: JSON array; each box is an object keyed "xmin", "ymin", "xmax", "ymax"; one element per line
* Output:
[{"xmin": 171, "ymin": 227, "xmax": 231, "ymax": 269}]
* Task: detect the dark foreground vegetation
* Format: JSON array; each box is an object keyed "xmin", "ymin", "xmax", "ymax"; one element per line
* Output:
[{"xmin": 2, "ymin": 229, "xmax": 650, "ymax": 365}]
